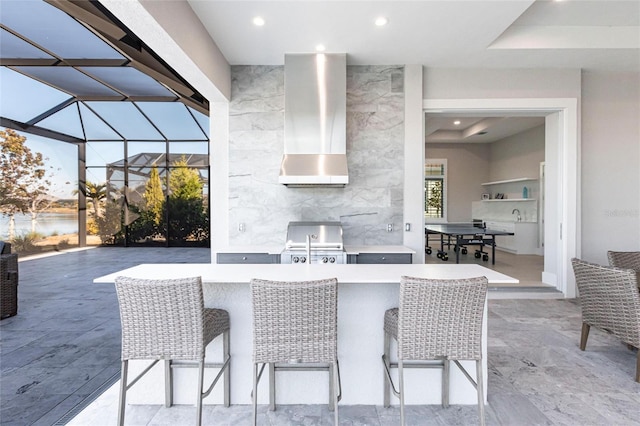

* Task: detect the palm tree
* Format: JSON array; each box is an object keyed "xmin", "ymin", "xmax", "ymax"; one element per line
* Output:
[{"xmin": 75, "ymin": 181, "xmax": 107, "ymax": 218}]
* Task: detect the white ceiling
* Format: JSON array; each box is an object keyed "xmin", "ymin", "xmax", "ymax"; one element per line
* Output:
[
  {"xmin": 188, "ymin": 0, "xmax": 640, "ymax": 71},
  {"xmin": 187, "ymin": 0, "xmax": 639, "ymax": 142},
  {"xmin": 425, "ymin": 115, "xmax": 545, "ymax": 143}
]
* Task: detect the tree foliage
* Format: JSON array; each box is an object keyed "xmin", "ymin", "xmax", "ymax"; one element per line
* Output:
[
  {"xmin": 426, "ymin": 180, "xmax": 443, "ymax": 217},
  {"xmin": 0, "ymin": 128, "xmax": 52, "ymax": 238},
  {"xmin": 95, "ymin": 155, "xmax": 208, "ymax": 247},
  {"xmin": 74, "ymin": 181, "xmax": 107, "ymax": 218},
  {"xmin": 166, "ymin": 155, "xmax": 208, "ymax": 244},
  {"xmin": 85, "ymin": 181, "xmax": 107, "ymax": 218},
  {"xmin": 143, "ymin": 165, "xmax": 164, "ymax": 226},
  {"xmin": 169, "ymin": 155, "xmax": 202, "ymax": 200}
]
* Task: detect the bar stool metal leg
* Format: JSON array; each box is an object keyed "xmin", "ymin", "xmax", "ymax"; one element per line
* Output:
[
  {"xmin": 398, "ymin": 359, "xmax": 406, "ymax": 426},
  {"xmin": 269, "ymin": 362, "xmax": 276, "ymax": 411},
  {"xmin": 442, "ymin": 359, "xmax": 450, "ymax": 408},
  {"xmin": 196, "ymin": 360, "xmax": 205, "ymax": 426},
  {"xmin": 333, "ymin": 361, "xmax": 339, "ymax": 425},
  {"xmin": 165, "ymin": 360, "xmax": 173, "ymax": 407},
  {"xmin": 118, "ymin": 360, "xmax": 128, "ymax": 426},
  {"xmin": 476, "ymin": 359, "xmax": 486, "ymax": 426},
  {"xmin": 252, "ymin": 363, "xmax": 259, "ymax": 426},
  {"xmin": 383, "ymin": 332, "xmax": 391, "ymax": 407},
  {"xmin": 329, "ymin": 362, "xmax": 335, "ymax": 412},
  {"xmin": 223, "ymin": 330, "xmax": 230, "ymax": 407}
]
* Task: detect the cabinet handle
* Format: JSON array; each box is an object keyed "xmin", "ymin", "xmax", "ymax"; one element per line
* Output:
[
  {"xmin": 242, "ymin": 256, "xmax": 247, "ymax": 260},
  {"xmin": 381, "ymin": 257, "xmax": 386, "ymax": 261}
]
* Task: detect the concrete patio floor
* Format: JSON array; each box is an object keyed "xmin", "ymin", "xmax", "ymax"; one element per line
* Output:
[
  {"xmin": 1, "ymin": 247, "xmax": 639, "ymax": 425},
  {"xmin": 0, "ymin": 247, "xmax": 210, "ymax": 426}
]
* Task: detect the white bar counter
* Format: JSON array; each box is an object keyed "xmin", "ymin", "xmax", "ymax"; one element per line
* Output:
[{"xmin": 95, "ymin": 264, "xmax": 517, "ymax": 406}]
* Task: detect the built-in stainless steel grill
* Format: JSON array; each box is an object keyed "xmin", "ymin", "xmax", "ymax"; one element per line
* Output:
[{"xmin": 280, "ymin": 221, "xmax": 347, "ymax": 264}]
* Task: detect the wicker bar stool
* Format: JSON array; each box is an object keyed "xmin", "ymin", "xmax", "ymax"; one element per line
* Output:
[
  {"xmin": 382, "ymin": 275, "xmax": 488, "ymax": 426},
  {"xmin": 250, "ymin": 277, "xmax": 341, "ymax": 426},
  {"xmin": 114, "ymin": 276, "xmax": 230, "ymax": 426}
]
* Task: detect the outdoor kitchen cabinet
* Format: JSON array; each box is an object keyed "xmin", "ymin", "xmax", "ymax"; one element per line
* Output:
[
  {"xmin": 354, "ymin": 253, "xmax": 412, "ymax": 264},
  {"xmin": 345, "ymin": 246, "xmax": 414, "ymax": 264},
  {"xmin": 216, "ymin": 253, "xmax": 280, "ymax": 264}
]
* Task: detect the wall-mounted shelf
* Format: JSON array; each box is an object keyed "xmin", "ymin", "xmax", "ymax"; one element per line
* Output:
[{"xmin": 481, "ymin": 177, "xmax": 537, "ymax": 186}]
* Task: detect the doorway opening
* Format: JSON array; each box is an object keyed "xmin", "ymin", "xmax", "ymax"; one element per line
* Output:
[{"xmin": 423, "ymin": 98, "xmax": 579, "ymax": 297}]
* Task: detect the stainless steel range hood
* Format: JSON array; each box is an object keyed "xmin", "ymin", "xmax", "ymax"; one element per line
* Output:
[{"xmin": 279, "ymin": 53, "xmax": 348, "ymax": 187}]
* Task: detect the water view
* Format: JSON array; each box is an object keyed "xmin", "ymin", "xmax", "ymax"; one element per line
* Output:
[{"xmin": 0, "ymin": 212, "xmax": 78, "ymax": 239}]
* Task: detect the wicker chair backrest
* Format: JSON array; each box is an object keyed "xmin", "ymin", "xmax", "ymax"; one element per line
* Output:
[
  {"xmin": 0, "ymin": 253, "xmax": 18, "ymax": 277},
  {"xmin": 0, "ymin": 253, "xmax": 19, "ymax": 318},
  {"xmin": 115, "ymin": 276, "xmax": 206, "ymax": 361},
  {"xmin": 250, "ymin": 277, "xmax": 338, "ymax": 364},
  {"xmin": 398, "ymin": 275, "xmax": 488, "ymax": 361},
  {"xmin": 571, "ymin": 258, "xmax": 640, "ymax": 347},
  {"xmin": 607, "ymin": 251, "xmax": 640, "ymax": 273}
]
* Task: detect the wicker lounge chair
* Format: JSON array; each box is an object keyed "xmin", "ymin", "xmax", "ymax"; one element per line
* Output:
[
  {"xmin": 250, "ymin": 277, "xmax": 340, "ymax": 425},
  {"xmin": 114, "ymin": 276, "xmax": 230, "ymax": 426},
  {"xmin": 607, "ymin": 251, "xmax": 640, "ymax": 287},
  {"xmin": 382, "ymin": 275, "xmax": 488, "ymax": 426},
  {"xmin": 571, "ymin": 258, "xmax": 640, "ymax": 382},
  {"xmin": 0, "ymin": 253, "xmax": 19, "ymax": 320}
]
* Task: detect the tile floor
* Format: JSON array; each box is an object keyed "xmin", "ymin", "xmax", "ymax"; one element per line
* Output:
[{"xmin": 1, "ymin": 247, "xmax": 638, "ymax": 425}]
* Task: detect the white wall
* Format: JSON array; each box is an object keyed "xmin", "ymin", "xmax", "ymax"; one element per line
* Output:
[
  {"xmin": 425, "ymin": 143, "xmax": 490, "ymax": 222},
  {"xmin": 581, "ymin": 71, "xmax": 640, "ymax": 263},
  {"xmin": 490, "ymin": 125, "xmax": 545, "ymax": 183},
  {"xmin": 424, "ymin": 69, "xmax": 582, "ymax": 99}
]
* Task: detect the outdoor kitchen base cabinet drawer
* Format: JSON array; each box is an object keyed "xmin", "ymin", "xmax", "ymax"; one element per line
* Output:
[
  {"xmin": 356, "ymin": 253, "xmax": 412, "ymax": 264},
  {"xmin": 216, "ymin": 253, "xmax": 279, "ymax": 264}
]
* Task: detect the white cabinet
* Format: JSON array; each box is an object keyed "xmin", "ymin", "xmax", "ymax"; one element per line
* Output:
[{"xmin": 485, "ymin": 221, "xmax": 539, "ymax": 255}]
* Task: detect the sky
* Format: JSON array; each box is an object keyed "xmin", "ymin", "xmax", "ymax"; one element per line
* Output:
[
  {"xmin": 19, "ymin": 131, "xmax": 78, "ymax": 199},
  {"xmin": 1, "ymin": 0, "xmax": 209, "ymax": 200}
]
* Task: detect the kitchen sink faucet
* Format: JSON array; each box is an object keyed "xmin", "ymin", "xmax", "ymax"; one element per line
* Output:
[{"xmin": 512, "ymin": 209, "xmax": 521, "ymax": 222}]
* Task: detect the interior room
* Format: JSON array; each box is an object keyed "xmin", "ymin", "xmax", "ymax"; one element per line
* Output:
[{"xmin": 424, "ymin": 113, "xmax": 549, "ymax": 288}]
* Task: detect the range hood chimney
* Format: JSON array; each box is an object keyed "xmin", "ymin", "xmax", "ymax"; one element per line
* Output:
[{"xmin": 279, "ymin": 53, "xmax": 348, "ymax": 187}]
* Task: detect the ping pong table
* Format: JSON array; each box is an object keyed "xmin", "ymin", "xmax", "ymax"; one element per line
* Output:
[{"xmin": 425, "ymin": 223, "xmax": 514, "ymax": 265}]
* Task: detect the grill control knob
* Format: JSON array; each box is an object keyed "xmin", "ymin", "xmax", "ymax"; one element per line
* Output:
[
  {"xmin": 322, "ymin": 257, "xmax": 329, "ymax": 263},
  {"xmin": 329, "ymin": 257, "xmax": 336, "ymax": 263},
  {"xmin": 293, "ymin": 256, "xmax": 299, "ymax": 263},
  {"xmin": 300, "ymin": 256, "xmax": 307, "ymax": 263}
]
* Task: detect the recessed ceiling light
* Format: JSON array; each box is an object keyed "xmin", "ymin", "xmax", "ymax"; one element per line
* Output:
[
  {"xmin": 315, "ymin": 44, "xmax": 326, "ymax": 52},
  {"xmin": 453, "ymin": 120, "xmax": 461, "ymax": 126},
  {"xmin": 375, "ymin": 17, "xmax": 388, "ymax": 26},
  {"xmin": 252, "ymin": 16, "xmax": 265, "ymax": 26}
]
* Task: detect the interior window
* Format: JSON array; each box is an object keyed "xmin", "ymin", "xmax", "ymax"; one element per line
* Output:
[{"xmin": 425, "ymin": 159, "xmax": 446, "ymax": 221}]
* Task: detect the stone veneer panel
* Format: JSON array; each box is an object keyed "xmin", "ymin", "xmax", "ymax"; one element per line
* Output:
[{"xmin": 229, "ymin": 65, "xmax": 404, "ymax": 246}]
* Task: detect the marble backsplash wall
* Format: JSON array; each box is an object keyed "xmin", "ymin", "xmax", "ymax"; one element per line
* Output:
[{"xmin": 228, "ymin": 65, "xmax": 405, "ymax": 246}]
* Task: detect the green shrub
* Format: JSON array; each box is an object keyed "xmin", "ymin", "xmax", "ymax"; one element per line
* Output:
[{"xmin": 10, "ymin": 232, "xmax": 41, "ymax": 254}]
